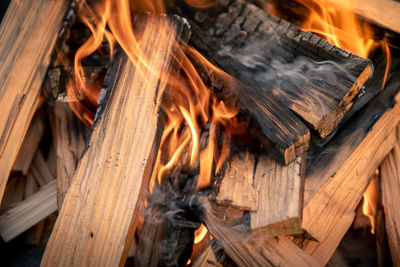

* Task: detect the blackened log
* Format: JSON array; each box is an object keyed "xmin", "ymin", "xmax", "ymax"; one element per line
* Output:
[{"xmin": 175, "ymin": 0, "xmax": 373, "ymax": 163}]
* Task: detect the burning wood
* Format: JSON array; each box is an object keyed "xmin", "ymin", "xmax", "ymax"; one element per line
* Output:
[
  {"xmin": 0, "ymin": 0, "xmax": 399, "ymax": 266},
  {"xmin": 0, "ymin": 0, "xmax": 68, "ymax": 203}
]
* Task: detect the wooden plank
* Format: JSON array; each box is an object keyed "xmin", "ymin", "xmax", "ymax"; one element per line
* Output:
[
  {"xmin": 0, "ymin": 0, "xmax": 69, "ymax": 203},
  {"xmin": 301, "ymin": 70, "xmax": 400, "ymax": 243},
  {"xmin": 251, "ymin": 155, "xmax": 304, "ymax": 236},
  {"xmin": 176, "ymin": 0, "xmax": 372, "ymax": 162},
  {"xmin": 54, "ymin": 102, "xmax": 87, "ymax": 209},
  {"xmin": 0, "ymin": 180, "xmax": 57, "ymax": 242},
  {"xmin": 380, "ymin": 124, "xmax": 400, "ymax": 267},
  {"xmin": 215, "ymin": 151, "xmax": 258, "ymax": 211},
  {"xmin": 12, "ymin": 113, "xmax": 45, "ymax": 174},
  {"xmin": 41, "ymin": 16, "xmax": 187, "ymax": 266},
  {"xmin": 30, "ymin": 151, "xmax": 54, "ymax": 187},
  {"xmin": 193, "ymin": 242, "xmax": 222, "ymax": 267},
  {"xmin": 324, "ymin": 0, "xmax": 400, "ymax": 34},
  {"xmin": 197, "ymin": 196, "xmax": 321, "ymax": 267}
]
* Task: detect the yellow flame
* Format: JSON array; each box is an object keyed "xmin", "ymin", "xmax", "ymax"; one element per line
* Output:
[
  {"xmin": 296, "ymin": 0, "xmax": 391, "ymax": 88},
  {"xmin": 66, "ymin": 0, "xmax": 239, "ymax": 192},
  {"xmin": 194, "ymin": 224, "xmax": 208, "ymax": 244},
  {"xmin": 362, "ymin": 172, "xmax": 380, "ymax": 234}
]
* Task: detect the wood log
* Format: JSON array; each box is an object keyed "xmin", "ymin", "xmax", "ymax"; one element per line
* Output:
[
  {"xmin": 54, "ymin": 102, "xmax": 87, "ymax": 209},
  {"xmin": 30, "ymin": 151, "xmax": 54, "ymax": 187},
  {"xmin": 193, "ymin": 241, "xmax": 222, "ymax": 267},
  {"xmin": 380, "ymin": 124, "xmax": 400, "ymax": 267},
  {"xmin": 41, "ymin": 16, "xmax": 189, "ymax": 266},
  {"xmin": 0, "ymin": 180, "xmax": 57, "ymax": 242},
  {"xmin": 133, "ymin": 208, "xmax": 167, "ymax": 267},
  {"xmin": 0, "ymin": 0, "xmax": 68, "ymax": 203},
  {"xmin": 12, "ymin": 113, "xmax": 45, "ymax": 174},
  {"xmin": 0, "ymin": 176, "xmax": 27, "ymax": 212},
  {"xmin": 250, "ymin": 155, "xmax": 304, "ymax": 236},
  {"xmin": 195, "ymin": 196, "xmax": 321, "ymax": 267},
  {"xmin": 215, "ymin": 151, "xmax": 258, "ymax": 211},
  {"xmin": 24, "ymin": 172, "xmax": 46, "ymax": 246},
  {"xmin": 176, "ymin": 0, "xmax": 373, "ymax": 163},
  {"xmin": 297, "ymin": 60, "xmax": 400, "ymax": 253}
]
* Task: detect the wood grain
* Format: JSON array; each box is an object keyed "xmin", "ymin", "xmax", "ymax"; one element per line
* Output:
[
  {"xmin": 0, "ymin": 180, "xmax": 57, "ymax": 242},
  {"xmin": 301, "ymin": 70, "xmax": 400, "ymax": 244},
  {"xmin": 251, "ymin": 155, "xmax": 304, "ymax": 236},
  {"xmin": 41, "ymin": 16, "xmax": 185, "ymax": 266},
  {"xmin": 215, "ymin": 152, "xmax": 258, "ymax": 211},
  {"xmin": 12, "ymin": 113, "xmax": 45, "ymax": 174},
  {"xmin": 0, "ymin": 0, "xmax": 68, "ymax": 203},
  {"xmin": 380, "ymin": 124, "xmax": 400, "ymax": 267},
  {"xmin": 55, "ymin": 102, "xmax": 87, "ymax": 209},
  {"xmin": 197, "ymin": 196, "xmax": 321, "ymax": 267},
  {"xmin": 176, "ymin": 0, "xmax": 372, "ymax": 163}
]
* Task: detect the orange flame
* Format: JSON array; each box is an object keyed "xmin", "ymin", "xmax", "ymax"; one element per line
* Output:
[
  {"xmin": 362, "ymin": 171, "xmax": 380, "ymax": 234},
  {"xmin": 194, "ymin": 224, "xmax": 208, "ymax": 244},
  {"xmin": 67, "ymin": 0, "xmax": 239, "ymax": 192},
  {"xmin": 296, "ymin": 0, "xmax": 391, "ymax": 87}
]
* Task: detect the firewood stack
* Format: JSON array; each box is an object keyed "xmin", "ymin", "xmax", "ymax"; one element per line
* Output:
[{"xmin": 0, "ymin": 0, "xmax": 399, "ymax": 266}]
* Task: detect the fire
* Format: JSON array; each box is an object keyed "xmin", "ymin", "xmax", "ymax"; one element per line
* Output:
[
  {"xmin": 64, "ymin": 0, "xmax": 239, "ymax": 192},
  {"xmin": 295, "ymin": 0, "xmax": 391, "ymax": 87},
  {"xmin": 362, "ymin": 171, "xmax": 380, "ymax": 234},
  {"xmin": 194, "ymin": 224, "xmax": 208, "ymax": 244}
]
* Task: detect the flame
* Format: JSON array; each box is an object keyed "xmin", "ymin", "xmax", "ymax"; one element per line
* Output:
[
  {"xmin": 65, "ymin": 0, "xmax": 239, "ymax": 192},
  {"xmin": 296, "ymin": 0, "xmax": 391, "ymax": 87},
  {"xmin": 194, "ymin": 224, "xmax": 208, "ymax": 244},
  {"xmin": 362, "ymin": 171, "xmax": 380, "ymax": 234}
]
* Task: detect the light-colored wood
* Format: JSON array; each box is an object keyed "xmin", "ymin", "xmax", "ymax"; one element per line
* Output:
[
  {"xmin": 55, "ymin": 102, "xmax": 87, "ymax": 209},
  {"xmin": 193, "ymin": 242, "xmax": 222, "ymax": 267},
  {"xmin": 380, "ymin": 124, "xmax": 400, "ymax": 267},
  {"xmin": 215, "ymin": 152, "xmax": 258, "ymax": 211},
  {"xmin": 12, "ymin": 113, "xmax": 45, "ymax": 174},
  {"xmin": 41, "ymin": 17, "xmax": 181, "ymax": 266},
  {"xmin": 251, "ymin": 155, "xmax": 303, "ymax": 236},
  {"xmin": 325, "ymin": 0, "xmax": 400, "ymax": 34},
  {"xmin": 0, "ymin": 0, "xmax": 68, "ymax": 203},
  {"xmin": 30, "ymin": 151, "xmax": 54, "ymax": 187},
  {"xmin": 291, "ymin": 211, "xmax": 355, "ymax": 265},
  {"xmin": 199, "ymin": 197, "xmax": 321, "ymax": 267},
  {"xmin": 25, "ymin": 174, "xmax": 38, "ymax": 199},
  {"xmin": 302, "ymin": 98, "xmax": 400, "ymax": 243},
  {"xmin": 0, "ymin": 181, "xmax": 57, "ymax": 242}
]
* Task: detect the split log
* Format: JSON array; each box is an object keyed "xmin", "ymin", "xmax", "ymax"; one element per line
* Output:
[
  {"xmin": 30, "ymin": 151, "xmax": 54, "ymax": 187},
  {"xmin": 195, "ymin": 196, "xmax": 321, "ymax": 267},
  {"xmin": 251, "ymin": 155, "xmax": 304, "ymax": 236},
  {"xmin": 42, "ymin": 16, "xmax": 189, "ymax": 266},
  {"xmin": 0, "ymin": 176, "xmax": 27, "ymax": 212},
  {"xmin": 12, "ymin": 113, "xmax": 45, "ymax": 174},
  {"xmin": 0, "ymin": 0, "xmax": 68, "ymax": 202},
  {"xmin": 54, "ymin": 102, "xmax": 87, "ymax": 209},
  {"xmin": 176, "ymin": 0, "xmax": 372, "ymax": 163},
  {"xmin": 380, "ymin": 124, "xmax": 400, "ymax": 267},
  {"xmin": 133, "ymin": 208, "xmax": 167, "ymax": 267},
  {"xmin": 215, "ymin": 152, "xmax": 258, "ymax": 211},
  {"xmin": 193, "ymin": 242, "xmax": 222, "ymax": 267},
  {"xmin": 292, "ymin": 60, "xmax": 400, "ymax": 264},
  {"xmin": 24, "ymin": 172, "xmax": 46, "ymax": 246},
  {"xmin": 0, "ymin": 180, "xmax": 57, "ymax": 242}
]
